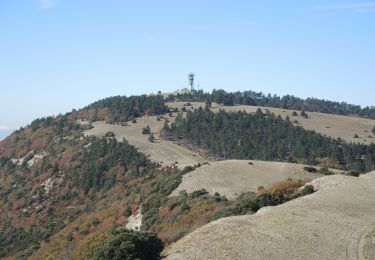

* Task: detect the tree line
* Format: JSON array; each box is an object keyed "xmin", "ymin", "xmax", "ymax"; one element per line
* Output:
[
  {"xmin": 163, "ymin": 108, "xmax": 375, "ymax": 172},
  {"xmin": 165, "ymin": 89, "xmax": 375, "ymax": 119},
  {"xmin": 84, "ymin": 95, "xmax": 168, "ymax": 123},
  {"xmin": 75, "ymin": 135, "xmax": 149, "ymax": 194}
]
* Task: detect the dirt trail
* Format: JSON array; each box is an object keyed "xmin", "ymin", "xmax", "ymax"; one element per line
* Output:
[
  {"xmin": 83, "ymin": 116, "xmax": 207, "ymax": 168},
  {"xmin": 167, "ymin": 102, "xmax": 375, "ymax": 144},
  {"xmin": 164, "ymin": 172, "xmax": 375, "ymax": 260},
  {"xmin": 170, "ymin": 160, "xmax": 341, "ymax": 200}
]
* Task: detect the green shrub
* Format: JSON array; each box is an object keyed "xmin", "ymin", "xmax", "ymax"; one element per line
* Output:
[
  {"xmin": 92, "ymin": 218, "xmax": 101, "ymax": 226},
  {"xmin": 189, "ymin": 189, "xmax": 208, "ymax": 199},
  {"xmin": 345, "ymin": 170, "xmax": 360, "ymax": 177},
  {"xmin": 301, "ymin": 185, "xmax": 314, "ymax": 195},
  {"xmin": 148, "ymin": 134, "xmax": 155, "ymax": 143},
  {"xmin": 81, "ymin": 228, "xmax": 90, "ymax": 235},
  {"xmin": 304, "ymin": 166, "xmax": 317, "ymax": 173},
  {"xmin": 141, "ymin": 170, "xmax": 182, "ymax": 230},
  {"xmin": 301, "ymin": 110, "xmax": 308, "ymax": 118},
  {"xmin": 181, "ymin": 165, "xmax": 194, "ymax": 174},
  {"xmin": 66, "ymin": 232, "xmax": 74, "ymax": 241},
  {"xmin": 90, "ymin": 229, "xmax": 163, "ymax": 260},
  {"xmin": 180, "ymin": 202, "xmax": 190, "ymax": 212},
  {"xmin": 212, "ymin": 197, "xmax": 259, "ymax": 220},
  {"xmin": 124, "ymin": 206, "xmax": 132, "ymax": 217},
  {"xmin": 254, "ymin": 193, "xmax": 280, "ymax": 207},
  {"xmin": 318, "ymin": 167, "xmax": 333, "ymax": 175},
  {"xmin": 142, "ymin": 126, "xmax": 151, "ymax": 135}
]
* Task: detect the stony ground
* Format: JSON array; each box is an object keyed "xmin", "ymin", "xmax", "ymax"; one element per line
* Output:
[
  {"xmin": 164, "ymin": 172, "xmax": 375, "ymax": 260},
  {"xmin": 167, "ymin": 102, "xmax": 375, "ymax": 144}
]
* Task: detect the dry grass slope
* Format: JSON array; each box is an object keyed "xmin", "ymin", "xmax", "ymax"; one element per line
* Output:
[
  {"xmin": 83, "ymin": 115, "xmax": 207, "ymax": 168},
  {"xmin": 170, "ymin": 160, "xmax": 332, "ymax": 200},
  {"xmin": 164, "ymin": 172, "xmax": 375, "ymax": 260}
]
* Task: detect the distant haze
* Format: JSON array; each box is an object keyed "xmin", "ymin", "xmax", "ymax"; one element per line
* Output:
[{"xmin": 0, "ymin": 129, "xmax": 13, "ymax": 141}]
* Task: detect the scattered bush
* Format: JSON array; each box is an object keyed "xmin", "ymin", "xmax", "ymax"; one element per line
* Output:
[
  {"xmin": 181, "ymin": 166, "xmax": 194, "ymax": 174},
  {"xmin": 124, "ymin": 206, "xmax": 132, "ymax": 217},
  {"xmin": 141, "ymin": 170, "xmax": 182, "ymax": 230},
  {"xmin": 148, "ymin": 134, "xmax": 155, "ymax": 143},
  {"xmin": 142, "ymin": 126, "xmax": 151, "ymax": 135},
  {"xmin": 189, "ymin": 189, "xmax": 208, "ymax": 199},
  {"xmin": 304, "ymin": 166, "xmax": 317, "ymax": 173},
  {"xmin": 300, "ymin": 110, "xmax": 308, "ymax": 118},
  {"xmin": 318, "ymin": 167, "xmax": 333, "ymax": 175},
  {"xmin": 345, "ymin": 170, "xmax": 360, "ymax": 177},
  {"xmin": 66, "ymin": 232, "xmax": 74, "ymax": 241},
  {"xmin": 180, "ymin": 202, "xmax": 190, "ymax": 212},
  {"xmin": 354, "ymin": 134, "xmax": 359, "ymax": 138},
  {"xmin": 301, "ymin": 185, "xmax": 314, "ymax": 195},
  {"xmin": 372, "ymin": 126, "xmax": 375, "ymax": 135},
  {"xmin": 259, "ymin": 180, "xmax": 306, "ymax": 204},
  {"xmin": 105, "ymin": 132, "xmax": 115, "ymax": 138},
  {"xmin": 292, "ymin": 111, "xmax": 298, "ymax": 116},
  {"xmin": 213, "ymin": 180, "xmax": 310, "ymax": 221},
  {"xmin": 92, "ymin": 218, "xmax": 101, "ymax": 226}
]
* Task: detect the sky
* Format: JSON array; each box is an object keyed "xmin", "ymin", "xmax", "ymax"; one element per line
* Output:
[{"xmin": 0, "ymin": 0, "xmax": 375, "ymax": 140}]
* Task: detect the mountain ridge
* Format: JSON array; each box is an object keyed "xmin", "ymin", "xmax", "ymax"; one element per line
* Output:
[{"xmin": 0, "ymin": 91, "xmax": 374, "ymax": 259}]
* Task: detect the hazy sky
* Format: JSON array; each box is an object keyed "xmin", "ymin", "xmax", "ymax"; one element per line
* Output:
[{"xmin": 1, "ymin": 0, "xmax": 375, "ymax": 139}]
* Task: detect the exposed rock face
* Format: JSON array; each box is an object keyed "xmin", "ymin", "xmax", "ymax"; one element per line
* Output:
[{"xmin": 164, "ymin": 172, "xmax": 375, "ymax": 260}]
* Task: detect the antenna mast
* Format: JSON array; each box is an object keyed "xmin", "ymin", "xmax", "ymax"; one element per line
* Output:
[{"xmin": 188, "ymin": 73, "xmax": 195, "ymax": 92}]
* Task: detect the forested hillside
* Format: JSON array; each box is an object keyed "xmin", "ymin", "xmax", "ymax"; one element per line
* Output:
[
  {"xmin": 0, "ymin": 93, "xmax": 374, "ymax": 259},
  {"xmin": 164, "ymin": 108, "xmax": 375, "ymax": 172},
  {"xmin": 1, "ymin": 94, "xmax": 278, "ymax": 259},
  {"xmin": 166, "ymin": 89, "xmax": 375, "ymax": 119},
  {"xmin": 82, "ymin": 95, "xmax": 168, "ymax": 123},
  {"xmin": 0, "ymin": 95, "xmax": 172, "ymax": 258}
]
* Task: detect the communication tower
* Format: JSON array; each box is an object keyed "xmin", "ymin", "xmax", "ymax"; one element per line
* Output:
[{"xmin": 188, "ymin": 73, "xmax": 195, "ymax": 92}]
